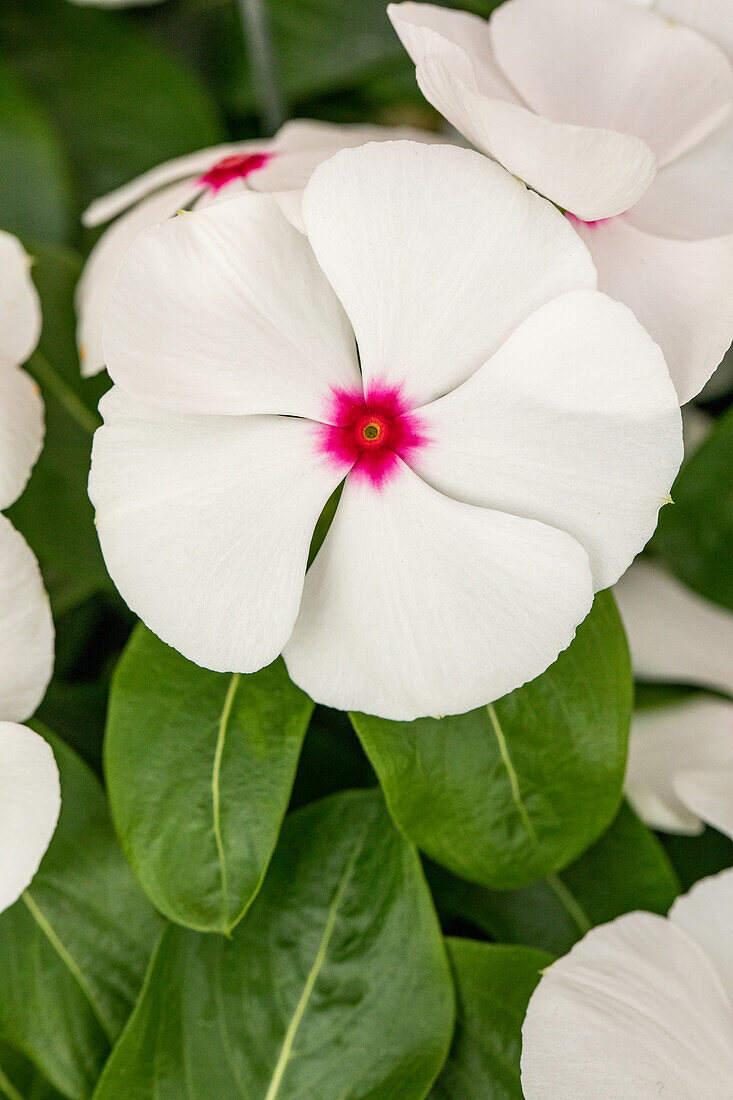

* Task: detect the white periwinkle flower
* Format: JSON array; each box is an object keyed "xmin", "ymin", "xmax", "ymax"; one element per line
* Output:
[
  {"xmin": 77, "ymin": 119, "xmax": 444, "ymax": 377},
  {"xmin": 521, "ymin": 869, "xmax": 733, "ymax": 1097},
  {"xmin": 616, "ymin": 560, "xmax": 733, "ymax": 838},
  {"xmin": 389, "ymin": 0, "xmax": 733, "ymax": 402},
  {"xmin": 0, "ymin": 232, "xmax": 59, "ymax": 912},
  {"xmin": 89, "ymin": 141, "xmax": 682, "ymax": 721}
]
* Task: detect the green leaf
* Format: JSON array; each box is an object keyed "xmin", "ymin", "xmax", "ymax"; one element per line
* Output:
[
  {"xmin": 105, "ymin": 625, "xmax": 314, "ymax": 934},
  {"xmin": 1, "ymin": 0, "xmax": 222, "ymax": 207},
  {"xmin": 651, "ymin": 406, "xmax": 733, "ymax": 610},
  {"xmin": 430, "ymin": 940, "xmax": 552, "ymax": 1100},
  {"xmin": 94, "ymin": 789, "xmax": 455, "ymax": 1100},
  {"xmin": 429, "ymin": 802, "xmax": 680, "ymax": 956},
  {"xmin": 0, "ymin": 1043, "xmax": 65, "ymax": 1100},
  {"xmin": 0, "ymin": 64, "xmax": 74, "ymax": 245},
  {"xmin": 0, "ymin": 730, "xmax": 162, "ymax": 1100},
  {"xmin": 353, "ymin": 592, "xmax": 631, "ymax": 889},
  {"xmin": 660, "ymin": 825, "xmax": 733, "ymax": 893},
  {"xmin": 7, "ymin": 243, "xmax": 111, "ymax": 617}
]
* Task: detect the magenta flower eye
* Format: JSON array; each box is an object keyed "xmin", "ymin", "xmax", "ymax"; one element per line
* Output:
[{"xmin": 197, "ymin": 151, "xmax": 274, "ymax": 193}]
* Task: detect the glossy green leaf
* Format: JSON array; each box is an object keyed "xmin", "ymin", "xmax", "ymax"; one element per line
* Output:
[
  {"xmin": 353, "ymin": 592, "xmax": 631, "ymax": 889},
  {"xmin": 0, "ymin": 64, "xmax": 74, "ymax": 244},
  {"xmin": 430, "ymin": 940, "xmax": 552, "ymax": 1100},
  {"xmin": 661, "ymin": 825, "xmax": 733, "ymax": 893},
  {"xmin": 94, "ymin": 789, "xmax": 455, "ymax": 1100},
  {"xmin": 0, "ymin": 1043, "xmax": 65, "ymax": 1100},
  {"xmin": 0, "ymin": 730, "xmax": 162, "ymax": 1100},
  {"xmin": 652, "ymin": 406, "xmax": 733, "ymax": 610},
  {"xmin": 1, "ymin": 0, "xmax": 222, "ymax": 206},
  {"xmin": 7, "ymin": 243, "xmax": 111, "ymax": 617},
  {"xmin": 105, "ymin": 625, "xmax": 314, "ymax": 934},
  {"xmin": 429, "ymin": 802, "xmax": 680, "ymax": 956}
]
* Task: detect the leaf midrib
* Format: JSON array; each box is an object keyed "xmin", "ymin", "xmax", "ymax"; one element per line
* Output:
[
  {"xmin": 212, "ymin": 673, "xmax": 241, "ymax": 932},
  {"xmin": 485, "ymin": 704, "xmax": 537, "ymax": 843}
]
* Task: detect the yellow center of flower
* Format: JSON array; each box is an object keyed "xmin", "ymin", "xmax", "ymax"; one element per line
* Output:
[{"xmin": 363, "ymin": 422, "xmax": 381, "ymax": 441}]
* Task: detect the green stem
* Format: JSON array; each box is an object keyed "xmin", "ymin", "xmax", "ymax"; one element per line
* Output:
[
  {"xmin": 28, "ymin": 351, "xmax": 101, "ymax": 437},
  {"xmin": 236, "ymin": 0, "xmax": 286, "ymax": 134},
  {"xmin": 545, "ymin": 874, "xmax": 592, "ymax": 935}
]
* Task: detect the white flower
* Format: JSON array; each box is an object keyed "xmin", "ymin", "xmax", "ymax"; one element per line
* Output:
[
  {"xmin": 0, "ymin": 232, "xmax": 59, "ymax": 913},
  {"xmin": 616, "ymin": 561, "xmax": 733, "ymax": 838},
  {"xmin": 89, "ymin": 141, "xmax": 682, "ymax": 720},
  {"xmin": 77, "ymin": 119, "xmax": 445, "ymax": 378},
  {"xmin": 389, "ymin": 0, "xmax": 733, "ymax": 402},
  {"xmin": 521, "ymin": 869, "xmax": 733, "ymax": 1098}
]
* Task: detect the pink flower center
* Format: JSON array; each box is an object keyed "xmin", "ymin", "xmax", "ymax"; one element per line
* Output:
[
  {"xmin": 318, "ymin": 384, "xmax": 428, "ymax": 489},
  {"xmin": 198, "ymin": 152, "xmax": 274, "ymax": 193}
]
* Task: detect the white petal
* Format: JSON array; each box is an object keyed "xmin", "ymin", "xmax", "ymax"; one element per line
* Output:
[
  {"xmin": 658, "ymin": 0, "xmax": 733, "ymax": 61},
  {"xmin": 81, "ymin": 142, "xmax": 255, "ymax": 227},
  {"xmin": 284, "ymin": 461, "xmax": 593, "ymax": 721},
  {"xmin": 0, "ymin": 516, "xmax": 54, "ymax": 724},
  {"xmin": 388, "ymin": 2, "xmax": 522, "ymax": 100},
  {"xmin": 615, "ymin": 560, "xmax": 733, "ymax": 696},
  {"xmin": 415, "ymin": 51, "xmax": 657, "ymax": 221},
  {"xmin": 521, "ymin": 911, "xmax": 733, "ymax": 1099},
  {"xmin": 0, "ymin": 232, "xmax": 41, "ymax": 369},
  {"xmin": 0, "ymin": 722, "xmax": 59, "ymax": 914},
  {"xmin": 670, "ymin": 869, "xmax": 733, "ymax": 1000},
  {"xmin": 491, "ymin": 0, "xmax": 733, "ymax": 167},
  {"xmin": 625, "ymin": 698, "xmax": 733, "ymax": 835},
  {"xmin": 675, "ymin": 767, "xmax": 733, "ymax": 842},
  {"xmin": 104, "ymin": 195, "xmax": 360, "ymax": 419},
  {"xmin": 629, "ymin": 114, "xmax": 733, "ymax": 239},
  {"xmin": 89, "ymin": 388, "xmax": 345, "ymax": 674},
  {"xmin": 0, "ymin": 367, "xmax": 44, "ymax": 510},
  {"xmin": 77, "ymin": 179, "xmax": 200, "ymax": 378},
  {"xmin": 571, "ymin": 214, "xmax": 733, "ymax": 403},
  {"xmin": 251, "ymin": 118, "xmax": 447, "ymax": 233},
  {"xmin": 412, "ymin": 290, "xmax": 682, "ymax": 591},
  {"xmin": 302, "ymin": 140, "xmax": 596, "ymax": 407}
]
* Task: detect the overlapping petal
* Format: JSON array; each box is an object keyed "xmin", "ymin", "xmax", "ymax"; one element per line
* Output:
[
  {"xmin": 283, "ymin": 462, "xmax": 594, "ymax": 720},
  {"xmin": 0, "ymin": 516, "xmax": 54, "ymax": 724},
  {"xmin": 0, "ymin": 231, "xmax": 42, "ymax": 369},
  {"xmin": 670, "ymin": 869, "xmax": 733, "ymax": 999},
  {"xmin": 570, "ymin": 214, "xmax": 733, "ymax": 403},
  {"xmin": 302, "ymin": 141, "xmax": 596, "ymax": 408},
  {"xmin": 411, "ymin": 290, "xmax": 681, "ymax": 590},
  {"xmin": 490, "ymin": 0, "xmax": 733, "ymax": 166},
  {"xmin": 657, "ymin": 0, "xmax": 733, "ymax": 61},
  {"xmin": 89, "ymin": 388, "xmax": 347, "ymax": 674},
  {"xmin": 0, "ymin": 366, "xmax": 45, "ymax": 511},
  {"xmin": 625, "ymin": 698, "xmax": 733, "ymax": 834},
  {"xmin": 521, "ymin": 910, "xmax": 733, "ymax": 1098},
  {"xmin": 615, "ymin": 561, "xmax": 733, "ymax": 696},
  {"xmin": 0, "ymin": 722, "xmax": 60, "ymax": 914},
  {"xmin": 104, "ymin": 195, "xmax": 360, "ymax": 418}
]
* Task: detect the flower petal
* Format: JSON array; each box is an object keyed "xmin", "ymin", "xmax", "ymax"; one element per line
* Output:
[
  {"xmin": 0, "ymin": 516, "xmax": 54, "ymax": 724},
  {"xmin": 0, "ymin": 232, "xmax": 41, "ymax": 369},
  {"xmin": 416, "ymin": 51, "xmax": 657, "ymax": 220},
  {"xmin": 104, "ymin": 195, "xmax": 360, "ymax": 418},
  {"xmin": 0, "ymin": 722, "xmax": 59, "ymax": 914},
  {"xmin": 491, "ymin": 0, "xmax": 733, "ymax": 167},
  {"xmin": 388, "ymin": 2, "xmax": 522, "ymax": 101},
  {"xmin": 0, "ymin": 367, "xmax": 44, "ymax": 511},
  {"xmin": 571, "ymin": 213, "xmax": 733, "ymax": 403},
  {"xmin": 669, "ymin": 869, "xmax": 733, "ymax": 1000},
  {"xmin": 89, "ymin": 388, "xmax": 346, "ymax": 674},
  {"xmin": 628, "ymin": 114, "xmax": 733, "ymax": 239},
  {"xmin": 250, "ymin": 118, "xmax": 447, "ymax": 233},
  {"xmin": 614, "ymin": 560, "xmax": 733, "ymax": 696},
  {"xmin": 77, "ymin": 179, "xmax": 199, "ymax": 379},
  {"xmin": 521, "ymin": 911, "xmax": 733, "ymax": 1098},
  {"xmin": 411, "ymin": 290, "xmax": 682, "ymax": 591},
  {"xmin": 675, "ymin": 767, "xmax": 733, "ymax": 843},
  {"xmin": 302, "ymin": 140, "xmax": 596, "ymax": 407},
  {"xmin": 658, "ymin": 0, "xmax": 733, "ymax": 61},
  {"xmin": 283, "ymin": 461, "xmax": 593, "ymax": 720},
  {"xmin": 625, "ymin": 698, "xmax": 733, "ymax": 835},
  {"xmin": 81, "ymin": 142, "xmax": 251, "ymax": 227}
]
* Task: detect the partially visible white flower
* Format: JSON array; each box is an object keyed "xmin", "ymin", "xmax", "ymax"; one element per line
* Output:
[
  {"xmin": 521, "ymin": 869, "xmax": 733, "ymax": 1098},
  {"xmin": 389, "ymin": 0, "xmax": 733, "ymax": 402},
  {"xmin": 90, "ymin": 141, "xmax": 682, "ymax": 720},
  {"xmin": 0, "ymin": 232, "xmax": 59, "ymax": 913},
  {"xmin": 77, "ymin": 119, "xmax": 445, "ymax": 377},
  {"xmin": 627, "ymin": 0, "xmax": 733, "ymax": 61}
]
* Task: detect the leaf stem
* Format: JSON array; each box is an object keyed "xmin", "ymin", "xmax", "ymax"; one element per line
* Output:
[
  {"xmin": 236, "ymin": 0, "xmax": 286, "ymax": 134},
  {"xmin": 545, "ymin": 874, "xmax": 592, "ymax": 935},
  {"xmin": 28, "ymin": 351, "xmax": 101, "ymax": 437}
]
